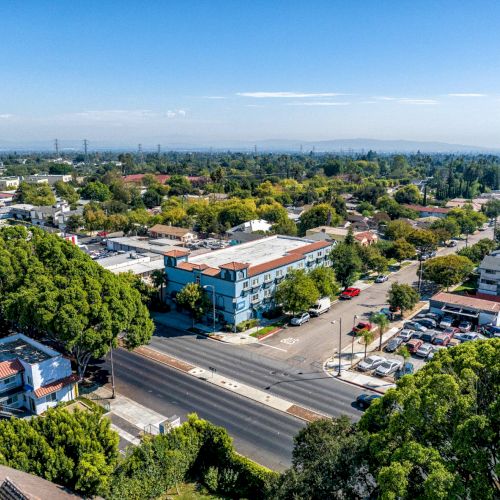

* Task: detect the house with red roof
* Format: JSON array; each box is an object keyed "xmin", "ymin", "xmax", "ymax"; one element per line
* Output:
[
  {"xmin": 0, "ymin": 333, "xmax": 78, "ymax": 416},
  {"xmin": 162, "ymin": 235, "xmax": 335, "ymax": 330}
]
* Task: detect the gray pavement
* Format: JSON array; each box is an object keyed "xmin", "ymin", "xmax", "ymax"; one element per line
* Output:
[{"xmin": 104, "ymin": 348, "xmax": 305, "ymax": 471}]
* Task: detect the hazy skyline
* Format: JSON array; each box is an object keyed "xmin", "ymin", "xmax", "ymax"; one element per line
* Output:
[{"xmin": 1, "ymin": 1, "xmax": 500, "ymax": 148}]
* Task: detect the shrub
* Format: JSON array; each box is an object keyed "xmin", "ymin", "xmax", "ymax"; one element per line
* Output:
[{"xmin": 236, "ymin": 318, "xmax": 259, "ymax": 332}]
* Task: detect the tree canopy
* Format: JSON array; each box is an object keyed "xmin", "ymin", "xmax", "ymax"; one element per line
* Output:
[
  {"xmin": 387, "ymin": 282, "xmax": 419, "ymax": 316},
  {"xmin": 275, "ymin": 269, "xmax": 319, "ymax": 315},
  {"xmin": 422, "ymin": 254, "xmax": 475, "ymax": 290}
]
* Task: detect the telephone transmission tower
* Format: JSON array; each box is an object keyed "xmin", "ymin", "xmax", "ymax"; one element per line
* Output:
[
  {"xmin": 157, "ymin": 144, "xmax": 161, "ymax": 167},
  {"xmin": 83, "ymin": 139, "xmax": 89, "ymax": 165},
  {"xmin": 54, "ymin": 139, "xmax": 59, "ymax": 157},
  {"xmin": 138, "ymin": 143, "xmax": 144, "ymax": 164}
]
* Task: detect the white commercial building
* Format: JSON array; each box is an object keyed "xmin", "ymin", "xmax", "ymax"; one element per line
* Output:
[
  {"xmin": 0, "ymin": 334, "xmax": 78, "ymax": 416},
  {"xmin": 478, "ymin": 250, "xmax": 500, "ymax": 296}
]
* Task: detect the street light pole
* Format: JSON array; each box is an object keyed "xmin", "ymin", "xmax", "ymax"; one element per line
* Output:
[
  {"xmin": 203, "ymin": 285, "xmax": 216, "ymax": 332},
  {"xmin": 331, "ymin": 319, "xmax": 342, "ymax": 377},
  {"xmin": 110, "ymin": 341, "xmax": 116, "ymax": 399},
  {"xmin": 351, "ymin": 314, "xmax": 358, "ymax": 368}
]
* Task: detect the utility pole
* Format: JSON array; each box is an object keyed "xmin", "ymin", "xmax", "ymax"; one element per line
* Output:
[
  {"xmin": 331, "ymin": 319, "xmax": 343, "ymax": 377},
  {"xmin": 109, "ymin": 341, "xmax": 116, "ymax": 399},
  {"xmin": 138, "ymin": 143, "xmax": 144, "ymax": 164},
  {"xmin": 157, "ymin": 144, "xmax": 161, "ymax": 168},
  {"xmin": 54, "ymin": 138, "xmax": 59, "ymax": 157},
  {"xmin": 83, "ymin": 139, "xmax": 89, "ymax": 165}
]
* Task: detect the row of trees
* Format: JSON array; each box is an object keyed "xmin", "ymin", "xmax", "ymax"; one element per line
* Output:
[{"xmin": 0, "ymin": 226, "xmax": 154, "ymax": 377}]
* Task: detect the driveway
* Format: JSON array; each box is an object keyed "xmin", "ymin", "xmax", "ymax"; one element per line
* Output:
[{"xmin": 241, "ymin": 228, "xmax": 493, "ymax": 367}]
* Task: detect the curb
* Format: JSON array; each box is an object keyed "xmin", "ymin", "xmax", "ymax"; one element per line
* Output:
[{"xmin": 132, "ymin": 345, "xmax": 329, "ymax": 424}]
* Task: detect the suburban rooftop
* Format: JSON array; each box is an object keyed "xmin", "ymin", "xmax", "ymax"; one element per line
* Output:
[
  {"xmin": 189, "ymin": 235, "xmax": 326, "ymax": 269},
  {"xmin": 0, "ymin": 334, "xmax": 58, "ymax": 364}
]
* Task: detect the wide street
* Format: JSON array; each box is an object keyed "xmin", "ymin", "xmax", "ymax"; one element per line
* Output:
[{"xmin": 102, "ymin": 348, "xmax": 305, "ymax": 471}]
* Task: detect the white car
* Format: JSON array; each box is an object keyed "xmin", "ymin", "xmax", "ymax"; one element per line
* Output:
[
  {"xmin": 404, "ymin": 321, "xmax": 428, "ymax": 333},
  {"xmin": 416, "ymin": 343, "xmax": 434, "ymax": 358},
  {"xmin": 375, "ymin": 360, "xmax": 402, "ymax": 377},
  {"xmin": 455, "ymin": 332, "xmax": 485, "ymax": 342},
  {"xmin": 439, "ymin": 316, "xmax": 454, "ymax": 329},
  {"xmin": 397, "ymin": 329, "xmax": 414, "ymax": 342},
  {"xmin": 357, "ymin": 355, "xmax": 387, "ymax": 372},
  {"xmin": 290, "ymin": 312, "xmax": 310, "ymax": 326},
  {"xmin": 375, "ymin": 275, "xmax": 389, "ymax": 283}
]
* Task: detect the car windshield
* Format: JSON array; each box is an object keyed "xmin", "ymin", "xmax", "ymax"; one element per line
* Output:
[
  {"xmin": 379, "ymin": 362, "xmax": 391, "ymax": 369},
  {"xmin": 365, "ymin": 357, "xmax": 377, "ymax": 364}
]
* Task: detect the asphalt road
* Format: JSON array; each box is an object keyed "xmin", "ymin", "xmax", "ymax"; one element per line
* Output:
[
  {"xmin": 250, "ymin": 228, "xmax": 494, "ymax": 365},
  {"xmin": 103, "ymin": 348, "xmax": 304, "ymax": 471},
  {"xmin": 151, "ymin": 326, "xmax": 366, "ymax": 419}
]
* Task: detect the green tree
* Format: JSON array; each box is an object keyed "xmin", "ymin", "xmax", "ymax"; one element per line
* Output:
[
  {"xmin": 80, "ymin": 181, "xmax": 112, "ymax": 202},
  {"xmin": 298, "ymin": 203, "xmax": 341, "ymax": 235},
  {"xmin": 484, "ymin": 198, "xmax": 500, "ymax": 232},
  {"xmin": 358, "ymin": 328, "xmax": 375, "ymax": 359},
  {"xmin": 448, "ymin": 208, "xmax": 487, "ymax": 246},
  {"xmin": 431, "ymin": 217, "xmax": 461, "ymax": 240},
  {"xmin": 15, "ymin": 181, "xmax": 56, "ymax": 206},
  {"xmin": 457, "ymin": 238, "xmax": 497, "ymax": 264},
  {"xmin": 176, "ymin": 282, "xmax": 210, "ymax": 326},
  {"xmin": 330, "ymin": 242, "xmax": 362, "ymax": 288},
  {"xmin": 387, "ymin": 282, "xmax": 419, "ymax": 317},
  {"xmin": 0, "ymin": 407, "xmax": 119, "ymax": 496},
  {"xmin": 394, "ymin": 184, "xmax": 422, "ymax": 204},
  {"xmin": 391, "ymin": 238, "xmax": 416, "ymax": 263},
  {"xmin": 384, "ymin": 220, "xmax": 414, "ymax": 240},
  {"xmin": 275, "ymin": 270, "xmax": 319, "ymax": 315},
  {"xmin": 54, "ymin": 180, "xmax": 79, "ymax": 205},
  {"xmin": 422, "ymin": 254, "xmax": 475, "ymax": 290},
  {"xmin": 309, "ymin": 266, "xmax": 340, "ymax": 298},
  {"xmin": 372, "ymin": 312, "xmax": 390, "ymax": 351},
  {"xmin": 167, "ymin": 175, "xmax": 193, "ymax": 195}
]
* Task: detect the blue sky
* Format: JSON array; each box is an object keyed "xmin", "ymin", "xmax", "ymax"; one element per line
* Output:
[{"xmin": 1, "ymin": 0, "xmax": 500, "ymax": 148}]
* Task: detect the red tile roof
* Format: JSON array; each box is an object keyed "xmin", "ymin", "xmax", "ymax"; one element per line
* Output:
[
  {"xmin": 248, "ymin": 253, "xmax": 303, "ymax": 277},
  {"xmin": 354, "ymin": 231, "xmax": 378, "ymax": 241},
  {"xmin": 288, "ymin": 240, "xmax": 332, "ymax": 254},
  {"xmin": 149, "ymin": 224, "xmax": 193, "ymax": 237},
  {"xmin": 404, "ymin": 204, "xmax": 450, "ymax": 214},
  {"xmin": 177, "ymin": 262, "xmax": 208, "ymax": 271},
  {"xmin": 0, "ymin": 359, "xmax": 23, "ymax": 379},
  {"xmin": 202, "ymin": 267, "xmax": 220, "ymax": 276},
  {"xmin": 34, "ymin": 374, "xmax": 79, "ymax": 399},
  {"xmin": 164, "ymin": 249, "xmax": 190, "ymax": 257},
  {"xmin": 432, "ymin": 292, "xmax": 500, "ymax": 313},
  {"xmin": 219, "ymin": 262, "xmax": 249, "ymax": 271}
]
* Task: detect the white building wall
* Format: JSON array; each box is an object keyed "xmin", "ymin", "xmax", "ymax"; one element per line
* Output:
[{"xmin": 33, "ymin": 384, "xmax": 76, "ymax": 415}]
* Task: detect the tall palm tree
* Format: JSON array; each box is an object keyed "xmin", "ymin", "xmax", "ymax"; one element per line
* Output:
[
  {"xmin": 358, "ymin": 329, "xmax": 375, "ymax": 359},
  {"xmin": 372, "ymin": 313, "xmax": 390, "ymax": 351},
  {"xmin": 151, "ymin": 270, "xmax": 168, "ymax": 303}
]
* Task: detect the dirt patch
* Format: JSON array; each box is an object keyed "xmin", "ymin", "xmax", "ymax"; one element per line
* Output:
[
  {"xmin": 287, "ymin": 404, "xmax": 327, "ymax": 422},
  {"xmin": 134, "ymin": 346, "xmax": 195, "ymax": 373}
]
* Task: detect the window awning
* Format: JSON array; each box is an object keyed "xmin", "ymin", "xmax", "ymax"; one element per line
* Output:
[{"xmin": 441, "ymin": 305, "xmax": 480, "ymax": 318}]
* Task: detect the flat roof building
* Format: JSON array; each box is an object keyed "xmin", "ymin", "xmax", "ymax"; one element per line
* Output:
[
  {"xmin": 163, "ymin": 235, "xmax": 334, "ymax": 330},
  {"xmin": 106, "ymin": 235, "xmax": 186, "ymax": 255}
]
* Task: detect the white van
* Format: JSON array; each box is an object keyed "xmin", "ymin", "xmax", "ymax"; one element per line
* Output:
[{"xmin": 309, "ymin": 297, "xmax": 331, "ymax": 316}]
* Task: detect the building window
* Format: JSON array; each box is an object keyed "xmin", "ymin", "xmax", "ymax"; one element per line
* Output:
[
  {"xmin": 307, "ymin": 254, "xmax": 314, "ymax": 261},
  {"xmin": 6, "ymin": 394, "xmax": 18, "ymax": 405},
  {"xmin": 252, "ymin": 278, "xmax": 259, "ymax": 286},
  {"xmin": 276, "ymin": 269, "xmax": 283, "ymax": 278},
  {"xmin": 287, "ymin": 266, "xmax": 293, "ymax": 272},
  {"xmin": 317, "ymin": 251, "xmax": 323, "ymax": 257},
  {"xmin": 264, "ymin": 289, "xmax": 272, "ymax": 298},
  {"xmin": 46, "ymin": 392, "xmax": 57, "ymax": 403},
  {"xmin": 264, "ymin": 273, "xmax": 272, "ymax": 282},
  {"xmin": 251, "ymin": 293, "xmax": 260, "ymax": 302},
  {"xmin": 485, "ymin": 269, "xmax": 496, "ymax": 275},
  {"xmin": 242, "ymin": 280, "xmax": 249, "ymax": 289},
  {"xmin": 2, "ymin": 376, "xmax": 16, "ymax": 386},
  {"xmin": 298, "ymin": 262, "xmax": 304, "ymax": 269}
]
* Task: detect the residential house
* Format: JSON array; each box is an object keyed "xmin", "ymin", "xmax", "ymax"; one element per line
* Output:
[
  {"xmin": 163, "ymin": 235, "xmax": 334, "ymax": 329},
  {"xmin": 478, "ymin": 250, "xmax": 500, "ymax": 297},
  {"xmin": 148, "ymin": 224, "xmax": 197, "ymax": 245},
  {"xmin": 403, "ymin": 204, "xmax": 450, "ymax": 218},
  {"xmin": 306, "ymin": 226, "xmax": 378, "ymax": 246},
  {"xmin": 24, "ymin": 174, "xmax": 72, "ymax": 185},
  {"xmin": 226, "ymin": 219, "xmax": 272, "ymax": 244},
  {"xmin": 0, "ymin": 333, "xmax": 78, "ymax": 416},
  {"xmin": 0, "ymin": 176, "xmax": 20, "ymax": 190}
]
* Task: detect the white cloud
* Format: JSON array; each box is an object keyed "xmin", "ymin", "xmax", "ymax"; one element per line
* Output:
[
  {"xmin": 286, "ymin": 101, "xmax": 350, "ymax": 106},
  {"xmin": 448, "ymin": 93, "xmax": 486, "ymax": 97},
  {"xmin": 0, "ymin": 114, "xmax": 12, "ymax": 119},
  {"xmin": 202, "ymin": 96, "xmax": 227, "ymax": 99},
  {"xmin": 166, "ymin": 109, "xmax": 187, "ymax": 118},
  {"xmin": 237, "ymin": 91, "xmax": 345, "ymax": 98},
  {"xmin": 373, "ymin": 96, "xmax": 438, "ymax": 105}
]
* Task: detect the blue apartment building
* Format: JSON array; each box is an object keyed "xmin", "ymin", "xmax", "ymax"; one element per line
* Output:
[{"xmin": 163, "ymin": 235, "xmax": 334, "ymax": 329}]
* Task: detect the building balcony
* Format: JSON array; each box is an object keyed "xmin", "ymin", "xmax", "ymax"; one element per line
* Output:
[{"xmin": 251, "ymin": 296, "xmax": 262, "ymax": 304}]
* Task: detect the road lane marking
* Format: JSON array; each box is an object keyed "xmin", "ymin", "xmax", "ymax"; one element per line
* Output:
[{"xmin": 258, "ymin": 343, "xmax": 288, "ymax": 352}]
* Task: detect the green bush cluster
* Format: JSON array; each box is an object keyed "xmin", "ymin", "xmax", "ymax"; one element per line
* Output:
[
  {"xmin": 235, "ymin": 318, "xmax": 259, "ymax": 332},
  {"xmin": 108, "ymin": 414, "xmax": 278, "ymax": 499}
]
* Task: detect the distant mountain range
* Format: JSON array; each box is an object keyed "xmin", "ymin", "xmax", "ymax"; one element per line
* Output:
[{"xmin": 0, "ymin": 137, "xmax": 498, "ymax": 154}]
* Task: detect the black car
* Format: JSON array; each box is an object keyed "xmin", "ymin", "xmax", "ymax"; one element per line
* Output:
[
  {"xmin": 420, "ymin": 331, "xmax": 436, "ymax": 343},
  {"xmin": 385, "ymin": 337, "xmax": 404, "ymax": 352},
  {"xmin": 356, "ymin": 393, "xmax": 382, "ymax": 409}
]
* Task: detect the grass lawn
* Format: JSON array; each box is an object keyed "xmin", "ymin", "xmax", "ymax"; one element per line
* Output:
[
  {"xmin": 250, "ymin": 325, "xmax": 280, "ymax": 338},
  {"xmin": 454, "ymin": 274, "xmax": 478, "ymax": 294},
  {"xmin": 161, "ymin": 483, "xmax": 223, "ymax": 499}
]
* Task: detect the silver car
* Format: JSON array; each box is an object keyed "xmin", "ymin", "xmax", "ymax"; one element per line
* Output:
[
  {"xmin": 357, "ymin": 355, "xmax": 387, "ymax": 372},
  {"xmin": 416, "ymin": 343, "xmax": 434, "ymax": 358},
  {"xmin": 290, "ymin": 312, "xmax": 310, "ymax": 326},
  {"xmin": 375, "ymin": 360, "xmax": 402, "ymax": 377}
]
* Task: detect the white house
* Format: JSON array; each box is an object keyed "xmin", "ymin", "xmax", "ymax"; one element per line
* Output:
[
  {"xmin": 0, "ymin": 334, "xmax": 78, "ymax": 416},
  {"xmin": 478, "ymin": 250, "xmax": 500, "ymax": 297}
]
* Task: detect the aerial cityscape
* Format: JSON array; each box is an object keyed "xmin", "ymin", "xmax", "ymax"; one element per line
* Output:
[{"xmin": 0, "ymin": 1, "xmax": 498, "ymax": 499}]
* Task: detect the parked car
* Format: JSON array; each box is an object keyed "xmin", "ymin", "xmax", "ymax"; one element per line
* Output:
[
  {"xmin": 439, "ymin": 316, "xmax": 455, "ymax": 329},
  {"xmin": 356, "ymin": 393, "xmax": 382, "ymax": 409},
  {"xmin": 415, "ymin": 318, "xmax": 437, "ymax": 329},
  {"xmin": 407, "ymin": 339, "xmax": 423, "ymax": 354},
  {"xmin": 290, "ymin": 312, "xmax": 310, "ymax": 326},
  {"xmin": 420, "ymin": 331, "xmax": 437, "ymax": 344},
  {"xmin": 455, "ymin": 332, "xmax": 484, "ymax": 342},
  {"xmin": 341, "ymin": 287, "xmax": 361, "ymax": 299},
  {"xmin": 458, "ymin": 320, "xmax": 472, "ymax": 332},
  {"xmin": 404, "ymin": 321, "xmax": 428, "ymax": 332},
  {"xmin": 445, "ymin": 240, "xmax": 457, "ymax": 247},
  {"xmin": 433, "ymin": 333, "xmax": 451, "ymax": 346},
  {"xmin": 395, "ymin": 362, "xmax": 415, "ymax": 379},
  {"xmin": 308, "ymin": 297, "xmax": 331, "ymax": 317},
  {"xmin": 385, "ymin": 337, "xmax": 404, "ymax": 352},
  {"xmin": 427, "ymin": 345, "xmax": 447, "ymax": 360},
  {"xmin": 442, "ymin": 326, "xmax": 459, "ymax": 337},
  {"xmin": 353, "ymin": 321, "xmax": 373, "ymax": 334},
  {"xmin": 479, "ymin": 324, "xmax": 500, "ymax": 337},
  {"xmin": 421, "ymin": 312, "xmax": 442, "ymax": 322},
  {"xmin": 357, "ymin": 355, "xmax": 387, "ymax": 372},
  {"xmin": 375, "ymin": 274, "xmax": 389, "ymax": 283},
  {"xmin": 379, "ymin": 307, "xmax": 400, "ymax": 320},
  {"xmin": 447, "ymin": 338, "xmax": 461, "ymax": 348},
  {"xmin": 397, "ymin": 329, "xmax": 414, "ymax": 342},
  {"xmin": 375, "ymin": 360, "xmax": 402, "ymax": 377},
  {"xmin": 416, "ymin": 343, "xmax": 434, "ymax": 358}
]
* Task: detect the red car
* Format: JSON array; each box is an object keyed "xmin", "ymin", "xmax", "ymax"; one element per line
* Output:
[
  {"xmin": 341, "ymin": 287, "xmax": 361, "ymax": 299},
  {"xmin": 442, "ymin": 326, "xmax": 459, "ymax": 338},
  {"xmin": 407, "ymin": 339, "xmax": 423, "ymax": 354},
  {"xmin": 353, "ymin": 321, "xmax": 373, "ymax": 334},
  {"xmin": 433, "ymin": 333, "xmax": 451, "ymax": 346}
]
